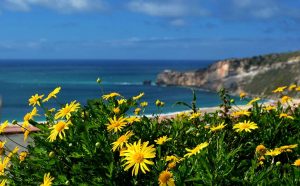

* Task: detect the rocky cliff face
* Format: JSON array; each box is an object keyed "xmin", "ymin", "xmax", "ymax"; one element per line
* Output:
[{"xmin": 156, "ymin": 51, "xmax": 300, "ymax": 96}]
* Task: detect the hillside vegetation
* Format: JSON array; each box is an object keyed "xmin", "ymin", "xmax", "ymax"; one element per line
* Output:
[{"xmin": 157, "ymin": 50, "xmax": 300, "ymax": 97}]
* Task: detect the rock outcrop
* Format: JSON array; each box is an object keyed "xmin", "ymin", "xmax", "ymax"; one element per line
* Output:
[{"xmin": 156, "ymin": 51, "xmax": 300, "ymax": 96}]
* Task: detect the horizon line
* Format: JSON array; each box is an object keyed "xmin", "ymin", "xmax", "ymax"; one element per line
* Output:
[{"xmin": 0, "ymin": 58, "xmax": 218, "ymax": 61}]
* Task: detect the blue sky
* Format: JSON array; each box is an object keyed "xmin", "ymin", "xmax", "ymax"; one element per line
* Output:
[{"xmin": 0, "ymin": 0, "xmax": 299, "ymax": 60}]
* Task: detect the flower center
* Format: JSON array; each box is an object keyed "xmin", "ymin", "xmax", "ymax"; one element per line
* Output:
[
  {"xmin": 118, "ymin": 135, "xmax": 126, "ymax": 143},
  {"xmin": 160, "ymin": 172, "xmax": 171, "ymax": 183},
  {"xmin": 62, "ymin": 107, "xmax": 71, "ymax": 115},
  {"xmin": 112, "ymin": 122, "xmax": 121, "ymax": 128},
  {"xmin": 240, "ymin": 123, "xmax": 250, "ymax": 129},
  {"xmin": 133, "ymin": 153, "xmax": 144, "ymax": 163},
  {"xmin": 55, "ymin": 122, "xmax": 66, "ymax": 132}
]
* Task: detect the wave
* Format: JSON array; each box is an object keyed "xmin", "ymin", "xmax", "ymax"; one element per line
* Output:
[{"xmin": 103, "ymin": 82, "xmax": 144, "ymax": 86}]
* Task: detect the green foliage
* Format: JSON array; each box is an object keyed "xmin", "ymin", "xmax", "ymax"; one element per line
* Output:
[
  {"xmin": 244, "ymin": 64, "xmax": 300, "ymax": 96},
  {"xmin": 2, "ymin": 84, "xmax": 300, "ymax": 185}
]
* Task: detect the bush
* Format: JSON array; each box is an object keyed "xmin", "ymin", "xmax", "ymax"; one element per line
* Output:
[{"xmin": 0, "ymin": 84, "xmax": 300, "ymax": 185}]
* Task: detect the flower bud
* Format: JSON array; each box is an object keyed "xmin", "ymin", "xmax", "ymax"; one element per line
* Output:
[
  {"xmin": 113, "ymin": 107, "xmax": 120, "ymax": 114},
  {"xmin": 95, "ymin": 142, "xmax": 100, "ymax": 147},
  {"xmin": 49, "ymin": 151, "xmax": 55, "ymax": 157},
  {"xmin": 276, "ymin": 161, "xmax": 281, "ymax": 166},
  {"xmin": 96, "ymin": 78, "xmax": 102, "ymax": 84},
  {"xmin": 69, "ymin": 143, "xmax": 73, "ymax": 147}
]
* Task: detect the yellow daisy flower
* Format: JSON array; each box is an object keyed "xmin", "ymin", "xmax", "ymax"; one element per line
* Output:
[
  {"xmin": 154, "ymin": 136, "xmax": 172, "ymax": 145},
  {"xmin": 188, "ymin": 112, "xmax": 201, "ymax": 120},
  {"xmin": 292, "ymin": 159, "xmax": 300, "ymax": 167},
  {"xmin": 279, "ymin": 113, "xmax": 294, "ymax": 120},
  {"xmin": 140, "ymin": 101, "xmax": 148, "ymax": 107},
  {"xmin": 126, "ymin": 116, "xmax": 141, "ymax": 124},
  {"xmin": 264, "ymin": 105, "xmax": 276, "ymax": 111},
  {"xmin": 256, "ymin": 144, "xmax": 267, "ymax": 155},
  {"xmin": 120, "ymin": 140, "xmax": 156, "ymax": 176},
  {"xmin": 48, "ymin": 120, "xmax": 71, "ymax": 142},
  {"xmin": 43, "ymin": 87, "xmax": 61, "ymax": 102},
  {"xmin": 167, "ymin": 162, "xmax": 177, "ymax": 170},
  {"xmin": 23, "ymin": 113, "xmax": 32, "ymax": 123},
  {"xmin": 156, "ymin": 100, "xmax": 165, "ymax": 107},
  {"xmin": 289, "ymin": 84, "xmax": 297, "ymax": 91},
  {"xmin": 19, "ymin": 151, "xmax": 28, "ymax": 162},
  {"xmin": 117, "ymin": 99, "xmax": 127, "ymax": 105},
  {"xmin": 233, "ymin": 120, "xmax": 258, "ymax": 132},
  {"xmin": 21, "ymin": 120, "xmax": 30, "ymax": 132},
  {"xmin": 166, "ymin": 155, "xmax": 179, "ymax": 162},
  {"xmin": 133, "ymin": 92, "xmax": 144, "ymax": 100},
  {"xmin": 29, "ymin": 94, "xmax": 44, "ymax": 106},
  {"xmin": 281, "ymin": 95, "xmax": 292, "ymax": 104},
  {"xmin": 265, "ymin": 149, "xmax": 281, "ymax": 157},
  {"xmin": 247, "ymin": 97, "xmax": 260, "ymax": 105},
  {"xmin": 23, "ymin": 107, "xmax": 39, "ymax": 126},
  {"xmin": 113, "ymin": 107, "xmax": 121, "ymax": 114},
  {"xmin": 184, "ymin": 142, "xmax": 209, "ymax": 158},
  {"xmin": 31, "ymin": 106, "xmax": 39, "ymax": 116},
  {"xmin": 0, "ymin": 157, "xmax": 10, "ymax": 175},
  {"xmin": 176, "ymin": 112, "xmax": 188, "ymax": 118},
  {"xmin": 210, "ymin": 122, "xmax": 227, "ymax": 132},
  {"xmin": 272, "ymin": 86, "xmax": 287, "ymax": 93},
  {"xmin": 134, "ymin": 108, "xmax": 141, "ymax": 115},
  {"xmin": 231, "ymin": 110, "xmax": 251, "ymax": 117},
  {"xmin": 106, "ymin": 116, "xmax": 127, "ymax": 132},
  {"xmin": 24, "ymin": 107, "xmax": 39, "ymax": 120},
  {"xmin": 112, "ymin": 131, "xmax": 134, "ymax": 152},
  {"xmin": 102, "ymin": 92, "xmax": 121, "ymax": 100},
  {"xmin": 24, "ymin": 129, "xmax": 30, "ymax": 142},
  {"xmin": 0, "ymin": 121, "xmax": 9, "ymax": 134},
  {"xmin": 158, "ymin": 170, "xmax": 175, "ymax": 186},
  {"xmin": 0, "ymin": 141, "xmax": 6, "ymax": 155},
  {"xmin": 55, "ymin": 100, "xmax": 80, "ymax": 120},
  {"xmin": 278, "ymin": 144, "xmax": 298, "ymax": 152},
  {"xmin": 240, "ymin": 92, "xmax": 246, "ymax": 99},
  {"xmin": 40, "ymin": 172, "xmax": 54, "ymax": 186}
]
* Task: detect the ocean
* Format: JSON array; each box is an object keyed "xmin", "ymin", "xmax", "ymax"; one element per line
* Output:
[{"xmin": 0, "ymin": 60, "xmax": 245, "ymax": 121}]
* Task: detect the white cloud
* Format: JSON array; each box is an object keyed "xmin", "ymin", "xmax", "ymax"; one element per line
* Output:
[
  {"xmin": 2, "ymin": 0, "xmax": 106, "ymax": 12},
  {"xmin": 128, "ymin": 0, "xmax": 208, "ymax": 17},
  {"xmin": 232, "ymin": 0, "xmax": 253, "ymax": 8},
  {"xmin": 252, "ymin": 7, "xmax": 278, "ymax": 19},
  {"xmin": 169, "ymin": 19, "xmax": 185, "ymax": 26},
  {"xmin": 0, "ymin": 38, "xmax": 48, "ymax": 50},
  {"xmin": 231, "ymin": 0, "xmax": 279, "ymax": 19}
]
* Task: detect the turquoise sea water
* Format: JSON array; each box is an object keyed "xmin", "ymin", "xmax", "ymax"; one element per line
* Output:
[{"xmin": 0, "ymin": 60, "xmax": 245, "ymax": 121}]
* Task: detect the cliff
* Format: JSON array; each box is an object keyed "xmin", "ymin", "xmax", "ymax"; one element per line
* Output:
[{"xmin": 156, "ymin": 51, "xmax": 300, "ymax": 96}]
